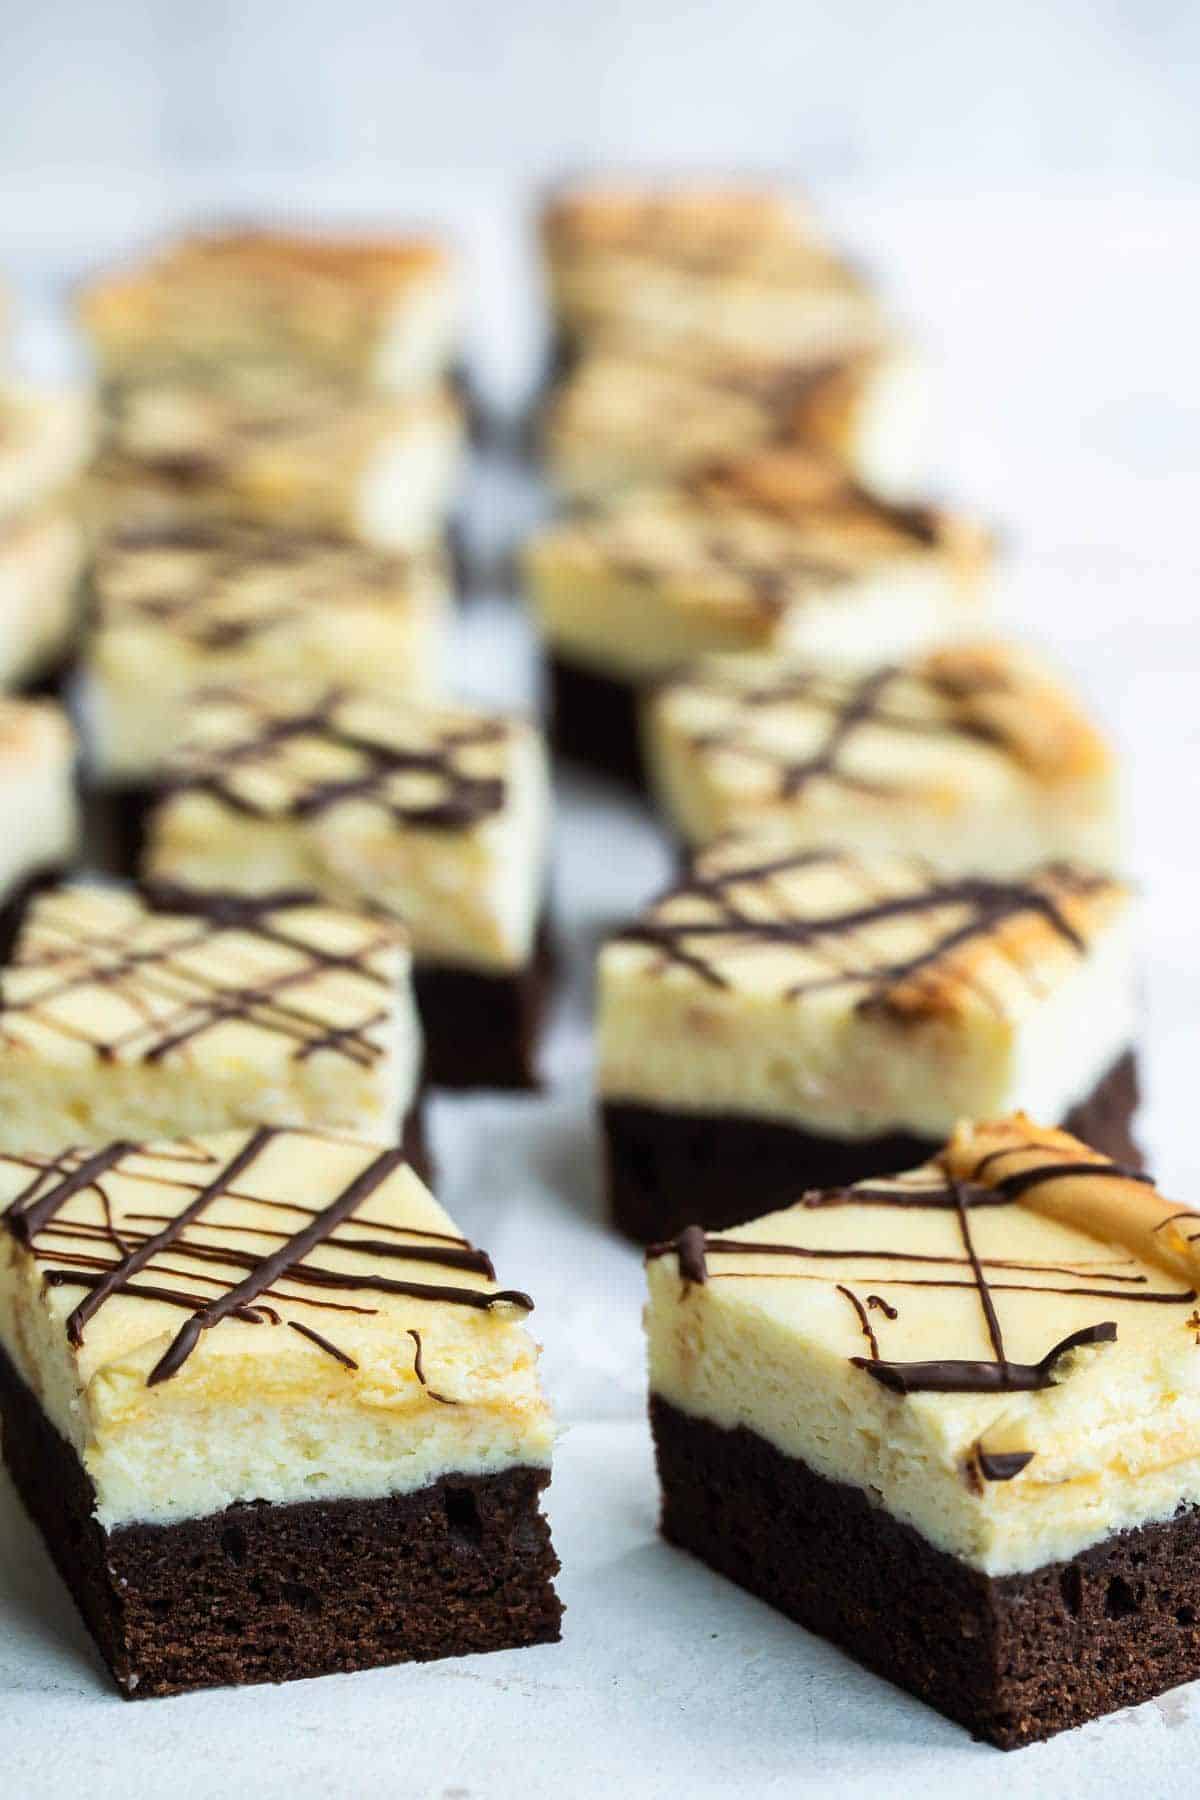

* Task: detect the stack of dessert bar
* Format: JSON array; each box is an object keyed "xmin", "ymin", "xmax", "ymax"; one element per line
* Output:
[
  {"xmin": 526, "ymin": 183, "xmax": 991, "ymax": 785},
  {"xmin": 62, "ymin": 228, "xmax": 556, "ymax": 1087},
  {"xmin": 74, "ymin": 227, "xmax": 469, "ymax": 842},
  {"xmin": 0, "ymin": 235, "xmax": 565, "ymax": 1704},
  {"xmin": 523, "ymin": 177, "xmax": 1196, "ymax": 1747}
]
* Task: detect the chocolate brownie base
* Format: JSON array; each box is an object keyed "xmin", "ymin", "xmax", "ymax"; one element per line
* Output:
[
  {"xmin": 414, "ymin": 923, "xmax": 554, "ymax": 1090},
  {"xmin": 80, "ymin": 780, "xmax": 158, "ymax": 878},
  {"xmin": 545, "ymin": 654, "xmax": 649, "ymax": 796},
  {"xmin": 0, "ymin": 1342, "xmax": 561, "ymax": 1699},
  {"xmin": 606, "ymin": 1049, "xmax": 1141, "ymax": 1242},
  {"xmin": 650, "ymin": 1395, "xmax": 1200, "ymax": 1748}
]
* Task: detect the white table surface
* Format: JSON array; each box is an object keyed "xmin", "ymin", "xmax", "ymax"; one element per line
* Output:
[{"xmin": 1, "ymin": 179, "xmax": 1198, "ymax": 1797}]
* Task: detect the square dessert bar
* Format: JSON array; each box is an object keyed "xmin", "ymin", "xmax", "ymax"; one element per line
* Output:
[
  {"xmin": 144, "ymin": 684, "xmax": 552, "ymax": 1089},
  {"xmin": 540, "ymin": 183, "xmax": 885, "ymax": 371},
  {"xmin": 0, "ymin": 882, "xmax": 424, "ymax": 1159},
  {"xmin": 0, "ymin": 1125, "xmax": 560, "ymax": 1696},
  {"xmin": 645, "ymin": 1116, "xmax": 1200, "ymax": 1747},
  {"xmin": 523, "ymin": 449, "xmax": 991, "ymax": 790},
  {"xmin": 646, "ymin": 640, "xmax": 1118, "ymax": 872},
  {"xmin": 600, "ymin": 840, "xmax": 1136, "ymax": 1241},
  {"xmin": 78, "ymin": 225, "xmax": 460, "ymax": 396},
  {"xmin": 540, "ymin": 342, "xmax": 929, "ymax": 506},
  {"xmin": 82, "ymin": 517, "xmax": 450, "ymax": 807},
  {"xmin": 0, "ymin": 699, "xmax": 79, "ymax": 946},
  {"xmin": 89, "ymin": 365, "xmax": 464, "ymax": 554}
]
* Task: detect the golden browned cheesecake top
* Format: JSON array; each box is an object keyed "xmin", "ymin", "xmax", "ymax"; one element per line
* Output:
[
  {"xmin": 653, "ymin": 641, "xmax": 1112, "ymax": 793},
  {"xmin": 80, "ymin": 224, "xmax": 451, "ymax": 335},
  {"xmin": 611, "ymin": 840, "xmax": 1126, "ymax": 1027}
]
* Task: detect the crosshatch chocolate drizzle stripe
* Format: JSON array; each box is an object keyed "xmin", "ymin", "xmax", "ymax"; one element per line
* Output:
[
  {"xmin": 0, "ymin": 1134, "xmax": 532, "ymax": 1384},
  {"xmin": 616, "ymin": 847, "xmax": 1100, "ymax": 1012},
  {"xmin": 1, "ymin": 885, "xmax": 399, "ymax": 1068},
  {"xmin": 647, "ymin": 1162, "xmax": 1195, "ymax": 1470},
  {"xmin": 161, "ymin": 689, "xmax": 512, "ymax": 831},
  {"xmin": 657, "ymin": 656, "xmax": 1021, "ymax": 796}
]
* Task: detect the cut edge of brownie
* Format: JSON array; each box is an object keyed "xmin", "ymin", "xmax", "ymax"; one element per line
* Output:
[
  {"xmin": 414, "ymin": 919, "xmax": 555, "ymax": 1091},
  {"xmin": 605, "ymin": 1050, "xmax": 1141, "ymax": 1242},
  {"xmin": 650, "ymin": 1394, "xmax": 1200, "ymax": 1750},
  {"xmin": 545, "ymin": 653, "xmax": 649, "ymax": 796},
  {"xmin": 0, "ymin": 1341, "xmax": 562, "ymax": 1699}
]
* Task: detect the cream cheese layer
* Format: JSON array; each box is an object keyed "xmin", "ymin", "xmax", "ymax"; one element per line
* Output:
[
  {"xmin": 0, "ymin": 1128, "xmax": 553, "ymax": 1528},
  {"xmin": 646, "ymin": 1121, "xmax": 1200, "ymax": 1576}
]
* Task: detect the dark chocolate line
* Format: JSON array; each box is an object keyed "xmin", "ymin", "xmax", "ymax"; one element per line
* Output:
[
  {"xmin": 616, "ymin": 853, "xmax": 1094, "ymax": 1013},
  {"xmin": 675, "ymin": 1225, "xmax": 709, "ymax": 1284},
  {"xmin": 954, "ymin": 1181, "xmax": 1007, "ymax": 1369},
  {"xmin": 3, "ymin": 1143, "xmax": 134, "ymax": 1246},
  {"xmin": 853, "ymin": 1322, "xmax": 1118, "ymax": 1394},
  {"xmin": 407, "ymin": 1328, "xmax": 457, "ymax": 1404},
  {"xmin": 288, "ymin": 1320, "xmax": 358, "ymax": 1371},
  {"xmin": 866, "ymin": 1294, "xmax": 898, "ymax": 1320},
  {"xmin": 837, "ymin": 1284, "xmax": 880, "ymax": 1359},
  {"xmin": 162, "ymin": 692, "xmax": 511, "ymax": 833},
  {"xmin": 988, "ymin": 1159, "xmax": 1155, "ymax": 1201},
  {"xmin": 146, "ymin": 1146, "xmax": 409, "ymax": 1385},
  {"xmin": 976, "ymin": 1447, "xmax": 1035, "ymax": 1482},
  {"xmin": 62, "ymin": 1128, "xmax": 276, "ymax": 1347}
]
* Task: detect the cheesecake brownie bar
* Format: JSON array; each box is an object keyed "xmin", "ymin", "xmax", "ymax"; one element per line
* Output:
[
  {"xmin": 0, "ymin": 698, "xmax": 79, "ymax": 947},
  {"xmin": 540, "ymin": 182, "xmax": 885, "ymax": 371},
  {"xmin": 645, "ymin": 1116, "xmax": 1200, "ymax": 1746},
  {"xmin": 540, "ymin": 342, "xmax": 928, "ymax": 504},
  {"xmin": 0, "ymin": 1124, "xmax": 559, "ymax": 1696},
  {"xmin": 144, "ymin": 683, "xmax": 551, "ymax": 1089},
  {"xmin": 80, "ymin": 518, "xmax": 450, "ymax": 851},
  {"xmin": 600, "ymin": 841, "xmax": 1136, "ymax": 1240},
  {"xmin": 647, "ymin": 640, "xmax": 1117, "ymax": 871},
  {"xmin": 0, "ymin": 882, "xmax": 423, "ymax": 1155},
  {"xmin": 79, "ymin": 225, "xmax": 460, "ymax": 397},
  {"xmin": 524, "ymin": 450, "xmax": 991, "ymax": 790},
  {"xmin": 88, "ymin": 365, "xmax": 464, "ymax": 554}
]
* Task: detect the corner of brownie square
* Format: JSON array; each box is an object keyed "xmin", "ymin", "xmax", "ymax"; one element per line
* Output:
[
  {"xmin": 644, "ymin": 1114, "xmax": 1200, "ymax": 1747},
  {"xmin": 599, "ymin": 838, "xmax": 1138, "ymax": 1241},
  {"xmin": 0, "ymin": 1126, "xmax": 561, "ymax": 1697}
]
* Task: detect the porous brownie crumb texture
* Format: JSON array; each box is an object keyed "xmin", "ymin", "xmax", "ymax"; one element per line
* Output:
[
  {"xmin": 0, "ymin": 1344, "xmax": 561, "ymax": 1698},
  {"xmin": 650, "ymin": 1395, "xmax": 1200, "ymax": 1748}
]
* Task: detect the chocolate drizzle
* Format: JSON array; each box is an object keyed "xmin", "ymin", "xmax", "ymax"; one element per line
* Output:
[
  {"xmin": 616, "ymin": 845, "xmax": 1101, "ymax": 1017},
  {"xmin": 655, "ymin": 654, "xmax": 1023, "ymax": 800},
  {"xmin": 0, "ymin": 883, "xmax": 402, "ymax": 1070},
  {"xmin": 159, "ymin": 688, "xmax": 511, "ymax": 832},
  {"xmin": 649, "ymin": 1157, "xmax": 1192, "ymax": 1426},
  {"xmin": 855, "ymin": 1323, "xmax": 1118, "ymax": 1396},
  {"xmin": 95, "ymin": 520, "xmax": 419, "ymax": 653},
  {"xmin": 1, "ymin": 1131, "xmax": 530, "ymax": 1385}
]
